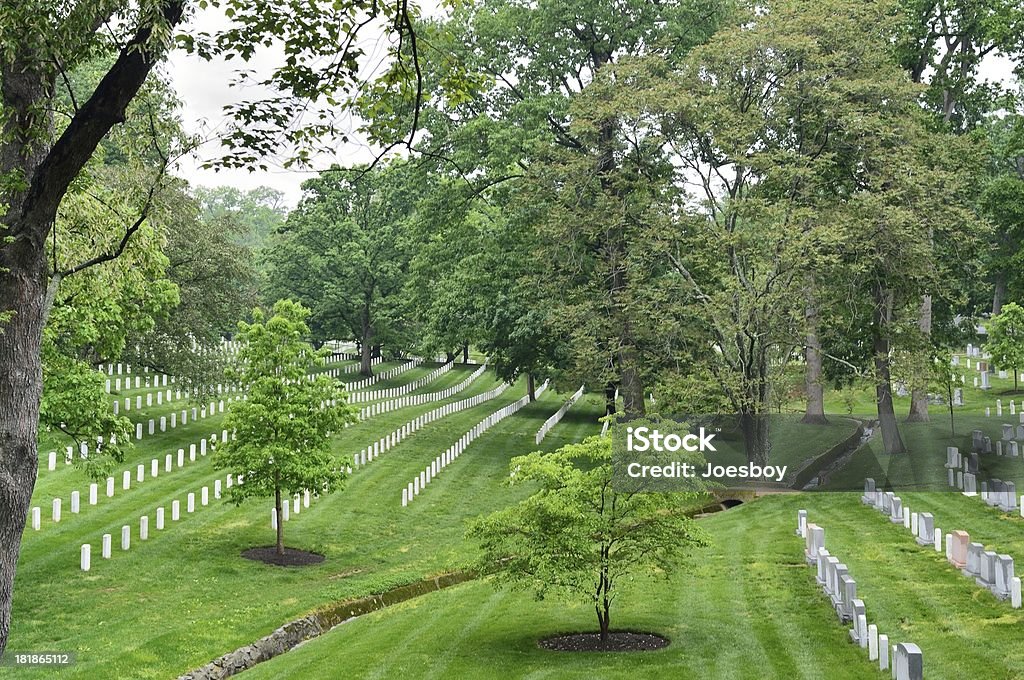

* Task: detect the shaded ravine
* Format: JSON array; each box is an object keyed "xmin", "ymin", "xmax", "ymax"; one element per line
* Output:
[{"xmin": 798, "ymin": 418, "xmax": 875, "ymax": 489}]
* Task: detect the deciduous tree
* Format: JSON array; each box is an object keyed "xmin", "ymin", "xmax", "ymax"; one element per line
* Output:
[
  {"xmin": 215, "ymin": 299, "xmax": 355, "ymax": 556},
  {"xmin": 469, "ymin": 435, "xmax": 708, "ymax": 643}
]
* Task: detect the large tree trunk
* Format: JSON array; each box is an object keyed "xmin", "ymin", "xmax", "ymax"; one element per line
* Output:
[
  {"xmin": 619, "ymin": 351, "xmax": 646, "ymax": 417},
  {"xmin": 872, "ymin": 287, "xmax": 906, "ymax": 454},
  {"xmin": 739, "ymin": 410, "xmax": 771, "ymax": 465},
  {"xmin": 801, "ymin": 285, "xmax": 828, "ymax": 425},
  {"xmin": 527, "ymin": 373, "xmax": 536, "ymax": 402},
  {"xmin": 0, "ymin": 2, "xmax": 186, "ymax": 655},
  {"xmin": 993, "ymin": 276, "xmax": 1007, "ymax": 317},
  {"xmin": 359, "ymin": 339, "xmax": 373, "ymax": 377},
  {"xmin": 462, "ymin": 343, "xmax": 469, "ymax": 363},
  {"xmin": 0, "ymin": 249, "xmax": 47, "ymax": 659},
  {"xmin": 907, "ymin": 294, "xmax": 931, "ymax": 422},
  {"xmin": 359, "ymin": 323, "xmax": 374, "ymax": 379}
]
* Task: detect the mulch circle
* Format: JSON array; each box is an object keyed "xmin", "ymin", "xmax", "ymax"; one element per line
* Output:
[
  {"xmin": 538, "ymin": 631, "xmax": 670, "ymax": 652},
  {"xmin": 241, "ymin": 546, "xmax": 325, "ymax": 567}
]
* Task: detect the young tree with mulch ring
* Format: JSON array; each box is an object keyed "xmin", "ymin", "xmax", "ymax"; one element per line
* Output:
[
  {"xmin": 216, "ymin": 299, "xmax": 355, "ymax": 558},
  {"xmin": 469, "ymin": 435, "xmax": 709, "ymax": 648}
]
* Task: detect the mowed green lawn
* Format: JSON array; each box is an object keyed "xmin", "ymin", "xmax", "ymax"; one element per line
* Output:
[
  {"xmin": 243, "ymin": 491, "xmax": 1024, "ymax": 680},
  {"xmin": 6, "ymin": 359, "xmax": 945, "ymax": 679},
  {"xmin": 5, "ymin": 364, "xmax": 616, "ymax": 679}
]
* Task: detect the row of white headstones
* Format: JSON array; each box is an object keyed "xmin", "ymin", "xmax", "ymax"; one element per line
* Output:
[
  {"xmin": 798, "ymin": 513, "xmax": 922, "ymax": 679},
  {"xmin": 955, "ymin": 415, "xmax": 1024, "ymax": 508},
  {"xmin": 861, "ymin": 481, "xmax": 1022, "ymax": 608},
  {"xmin": 111, "ymin": 382, "xmax": 239, "ymax": 415},
  {"xmin": 44, "ymin": 394, "xmax": 240, "ymax": 474},
  {"xmin": 33, "ymin": 429, "xmax": 234, "ymax": 532},
  {"xmin": 105, "ymin": 372, "xmax": 175, "ymax": 394},
  {"xmin": 402, "ymin": 381, "xmax": 550, "ymax": 507},
  {"xmin": 349, "ymin": 360, "xmax": 456, "ymax": 404},
  {"xmin": 983, "ymin": 399, "xmax": 1024, "ymax": 418},
  {"xmin": 535, "ymin": 385, "xmax": 584, "ymax": 445},
  {"xmin": 356, "ymin": 363, "xmax": 488, "ymax": 421},
  {"xmin": 97, "ymin": 362, "xmax": 147, "ymax": 377},
  {"xmin": 353, "ymin": 376, "xmax": 511, "ymax": 470},
  {"xmin": 945, "ymin": 444, "xmax": 1022, "ymax": 509},
  {"xmin": 79, "ymin": 471, "xmax": 248, "ymax": 571}
]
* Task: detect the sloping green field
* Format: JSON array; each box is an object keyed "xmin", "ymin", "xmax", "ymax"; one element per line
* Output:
[
  {"xmin": 243, "ymin": 490, "xmax": 1024, "ymax": 679},
  {"xmin": 13, "ymin": 360, "xmax": 1012, "ymax": 679}
]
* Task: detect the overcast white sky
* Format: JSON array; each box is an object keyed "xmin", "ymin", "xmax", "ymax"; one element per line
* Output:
[
  {"xmin": 164, "ymin": 5, "xmax": 415, "ymax": 208},
  {"xmin": 165, "ymin": 7, "xmax": 1020, "ymax": 210}
]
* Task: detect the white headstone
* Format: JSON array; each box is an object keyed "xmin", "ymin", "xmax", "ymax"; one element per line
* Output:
[
  {"xmin": 31, "ymin": 507, "xmax": 40, "ymax": 530},
  {"xmin": 102, "ymin": 534, "xmax": 112, "ymax": 559},
  {"xmin": 893, "ymin": 642, "xmax": 923, "ymax": 680},
  {"xmin": 52, "ymin": 498, "xmax": 61, "ymax": 522},
  {"xmin": 156, "ymin": 507, "xmax": 165, "ymax": 530},
  {"xmin": 121, "ymin": 525, "xmax": 130, "ymax": 550},
  {"xmin": 70, "ymin": 490, "xmax": 80, "ymax": 514},
  {"xmin": 140, "ymin": 516, "xmax": 149, "ymax": 540},
  {"xmin": 80, "ymin": 544, "xmax": 91, "ymax": 571}
]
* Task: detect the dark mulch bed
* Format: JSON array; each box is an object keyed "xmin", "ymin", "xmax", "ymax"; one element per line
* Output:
[
  {"xmin": 241, "ymin": 546, "xmax": 325, "ymax": 567},
  {"xmin": 538, "ymin": 631, "xmax": 670, "ymax": 652}
]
